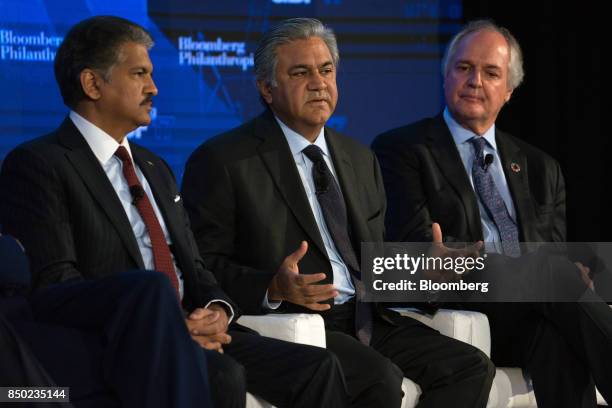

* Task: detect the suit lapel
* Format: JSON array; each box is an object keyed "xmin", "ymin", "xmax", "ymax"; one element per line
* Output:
[
  {"xmin": 326, "ymin": 129, "xmax": 371, "ymax": 247},
  {"xmin": 254, "ymin": 112, "xmax": 327, "ymax": 258},
  {"xmin": 131, "ymin": 147, "xmax": 192, "ymax": 272},
  {"xmin": 495, "ymin": 131, "xmax": 536, "ymax": 241},
  {"xmin": 58, "ymin": 118, "xmax": 144, "ymax": 268},
  {"xmin": 426, "ymin": 116, "xmax": 484, "ymax": 241}
]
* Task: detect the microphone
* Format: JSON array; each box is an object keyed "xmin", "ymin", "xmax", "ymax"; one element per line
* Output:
[
  {"xmin": 130, "ymin": 185, "xmax": 145, "ymax": 205},
  {"xmin": 483, "ymin": 154, "xmax": 494, "ymax": 172}
]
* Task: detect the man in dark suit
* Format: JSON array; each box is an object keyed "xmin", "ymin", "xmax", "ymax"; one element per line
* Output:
[
  {"xmin": 0, "ymin": 16, "xmax": 347, "ymax": 408},
  {"xmin": 372, "ymin": 20, "xmax": 611, "ymax": 407},
  {"xmin": 182, "ymin": 17, "xmax": 494, "ymax": 408},
  {"xmin": 0, "ymin": 233, "xmax": 213, "ymax": 408}
]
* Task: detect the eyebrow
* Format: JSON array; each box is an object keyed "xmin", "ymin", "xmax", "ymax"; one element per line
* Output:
[
  {"xmin": 456, "ymin": 60, "xmax": 502, "ymax": 70},
  {"xmin": 289, "ymin": 61, "xmax": 334, "ymax": 71}
]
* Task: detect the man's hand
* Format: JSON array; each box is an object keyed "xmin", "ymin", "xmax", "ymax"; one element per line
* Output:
[
  {"xmin": 185, "ymin": 304, "xmax": 231, "ymax": 353},
  {"xmin": 267, "ymin": 241, "xmax": 338, "ymax": 311},
  {"xmin": 575, "ymin": 262, "xmax": 594, "ymax": 291},
  {"xmin": 424, "ymin": 223, "xmax": 484, "ymax": 282}
]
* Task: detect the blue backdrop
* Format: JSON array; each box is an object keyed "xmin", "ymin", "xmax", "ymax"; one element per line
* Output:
[{"xmin": 0, "ymin": 0, "xmax": 461, "ymax": 180}]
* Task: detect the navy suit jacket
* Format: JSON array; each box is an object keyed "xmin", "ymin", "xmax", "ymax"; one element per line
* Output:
[{"xmin": 0, "ymin": 118, "xmax": 234, "ymax": 314}]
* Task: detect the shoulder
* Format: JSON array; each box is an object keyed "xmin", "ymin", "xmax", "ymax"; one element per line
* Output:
[
  {"xmin": 327, "ymin": 127, "xmax": 374, "ymax": 158},
  {"xmin": 372, "ymin": 116, "xmax": 440, "ymax": 151},
  {"xmin": 187, "ymin": 116, "xmax": 260, "ymax": 166}
]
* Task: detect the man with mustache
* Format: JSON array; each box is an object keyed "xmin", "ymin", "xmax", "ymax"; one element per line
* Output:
[
  {"xmin": 182, "ymin": 17, "xmax": 494, "ymax": 407},
  {"xmin": 372, "ymin": 20, "xmax": 612, "ymax": 407},
  {"xmin": 0, "ymin": 15, "xmax": 348, "ymax": 408}
]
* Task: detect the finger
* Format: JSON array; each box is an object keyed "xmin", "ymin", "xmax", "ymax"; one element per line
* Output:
[
  {"xmin": 296, "ymin": 273, "xmax": 327, "ymax": 286},
  {"xmin": 304, "ymin": 290, "xmax": 339, "ymax": 304},
  {"xmin": 210, "ymin": 333, "xmax": 232, "ymax": 345},
  {"xmin": 303, "ymin": 302, "xmax": 332, "ymax": 311},
  {"xmin": 432, "ymin": 222, "xmax": 443, "ymax": 244},
  {"xmin": 202, "ymin": 341, "xmax": 223, "ymax": 352},
  {"xmin": 192, "ymin": 321, "xmax": 224, "ymax": 336},
  {"xmin": 285, "ymin": 241, "xmax": 308, "ymax": 265},
  {"xmin": 301, "ymin": 284, "xmax": 336, "ymax": 296},
  {"xmin": 189, "ymin": 307, "xmax": 216, "ymax": 320}
]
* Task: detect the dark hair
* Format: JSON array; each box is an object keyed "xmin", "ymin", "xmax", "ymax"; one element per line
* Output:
[{"xmin": 54, "ymin": 16, "xmax": 153, "ymax": 108}]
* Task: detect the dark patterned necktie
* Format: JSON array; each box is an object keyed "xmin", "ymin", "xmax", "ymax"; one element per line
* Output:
[
  {"xmin": 469, "ymin": 137, "xmax": 521, "ymax": 257},
  {"xmin": 115, "ymin": 146, "xmax": 180, "ymax": 297},
  {"xmin": 302, "ymin": 144, "xmax": 372, "ymax": 345}
]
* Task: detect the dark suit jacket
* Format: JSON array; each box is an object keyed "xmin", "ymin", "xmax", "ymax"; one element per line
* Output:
[
  {"xmin": 371, "ymin": 114, "xmax": 566, "ymax": 245},
  {"xmin": 182, "ymin": 111, "xmax": 386, "ymax": 315},
  {"xmin": 0, "ymin": 118, "xmax": 233, "ymax": 313}
]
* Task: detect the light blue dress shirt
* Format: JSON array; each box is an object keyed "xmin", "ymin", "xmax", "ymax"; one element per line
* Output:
[
  {"xmin": 273, "ymin": 117, "xmax": 356, "ymax": 305},
  {"xmin": 443, "ymin": 108, "xmax": 517, "ymax": 254}
]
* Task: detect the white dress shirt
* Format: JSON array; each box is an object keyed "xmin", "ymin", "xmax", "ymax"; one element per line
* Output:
[
  {"xmin": 263, "ymin": 117, "xmax": 356, "ymax": 308},
  {"xmin": 70, "ymin": 111, "xmax": 236, "ymax": 320}
]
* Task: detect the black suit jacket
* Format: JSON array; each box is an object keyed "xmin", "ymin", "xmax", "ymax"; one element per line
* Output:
[
  {"xmin": 182, "ymin": 111, "xmax": 386, "ymax": 315},
  {"xmin": 372, "ymin": 114, "xmax": 566, "ymax": 245},
  {"xmin": 0, "ymin": 118, "xmax": 233, "ymax": 313}
]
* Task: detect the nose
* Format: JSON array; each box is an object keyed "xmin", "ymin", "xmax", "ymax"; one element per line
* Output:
[
  {"xmin": 307, "ymin": 71, "xmax": 327, "ymax": 91},
  {"xmin": 147, "ymin": 75, "xmax": 158, "ymax": 96},
  {"xmin": 467, "ymin": 69, "xmax": 482, "ymax": 88}
]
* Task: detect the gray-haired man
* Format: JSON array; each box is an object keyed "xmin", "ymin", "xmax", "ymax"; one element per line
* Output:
[{"xmin": 183, "ymin": 17, "xmax": 495, "ymax": 407}]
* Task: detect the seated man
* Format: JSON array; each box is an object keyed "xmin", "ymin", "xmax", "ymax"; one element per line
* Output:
[
  {"xmin": 0, "ymin": 16, "xmax": 346, "ymax": 408},
  {"xmin": 183, "ymin": 17, "xmax": 494, "ymax": 408},
  {"xmin": 1, "ymin": 233, "xmax": 212, "ymax": 408},
  {"xmin": 372, "ymin": 20, "xmax": 611, "ymax": 408}
]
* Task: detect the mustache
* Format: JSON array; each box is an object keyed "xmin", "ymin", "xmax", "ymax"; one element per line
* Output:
[
  {"xmin": 307, "ymin": 94, "xmax": 331, "ymax": 102},
  {"xmin": 140, "ymin": 96, "xmax": 153, "ymax": 106}
]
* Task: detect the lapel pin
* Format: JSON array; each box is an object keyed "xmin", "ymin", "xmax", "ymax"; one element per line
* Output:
[
  {"xmin": 510, "ymin": 162, "xmax": 521, "ymax": 173},
  {"xmin": 146, "ymin": 160, "xmax": 154, "ymax": 166},
  {"xmin": 174, "ymin": 195, "xmax": 181, "ymax": 203}
]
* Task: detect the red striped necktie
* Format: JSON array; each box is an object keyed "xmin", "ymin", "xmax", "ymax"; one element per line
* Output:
[{"xmin": 114, "ymin": 146, "xmax": 180, "ymax": 297}]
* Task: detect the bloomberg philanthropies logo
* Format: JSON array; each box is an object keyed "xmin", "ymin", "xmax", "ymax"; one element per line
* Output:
[
  {"xmin": 0, "ymin": 29, "xmax": 63, "ymax": 62},
  {"xmin": 177, "ymin": 36, "xmax": 254, "ymax": 71}
]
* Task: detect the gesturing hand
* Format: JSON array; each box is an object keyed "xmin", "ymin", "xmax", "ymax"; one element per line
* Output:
[
  {"xmin": 424, "ymin": 223, "xmax": 484, "ymax": 282},
  {"xmin": 268, "ymin": 241, "xmax": 338, "ymax": 311}
]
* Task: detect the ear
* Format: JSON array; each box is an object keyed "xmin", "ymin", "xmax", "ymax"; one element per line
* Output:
[
  {"xmin": 79, "ymin": 69, "xmax": 103, "ymax": 101},
  {"xmin": 504, "ymin": 88, "xmax": 513, "ymax": 103},
  {"xmin": 256, "ymin": 80, "xmax": 273, "ymax": 105}
]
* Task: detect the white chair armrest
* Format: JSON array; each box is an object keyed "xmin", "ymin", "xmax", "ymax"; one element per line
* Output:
[
  {"xmin": 391, "ymin": 308, "xmax": 492, "ymax": 357},
  {"xmin": 237, "ymin": 313, "xmax": 326, "ymax": 348}
]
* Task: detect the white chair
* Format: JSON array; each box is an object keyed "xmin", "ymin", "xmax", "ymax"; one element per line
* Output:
[{"xmin": 238, "ymin": 309, "xmax": 608, "ymax": 407}]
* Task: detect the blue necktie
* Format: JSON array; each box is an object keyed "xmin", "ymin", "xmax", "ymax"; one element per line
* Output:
[
  {"xmin": 469, "ymin": 137, "xmax": 521, "ymax": 257},
  {"xmin": 302, "ymin": 145, "xmax": 372, "ymax": 345}
]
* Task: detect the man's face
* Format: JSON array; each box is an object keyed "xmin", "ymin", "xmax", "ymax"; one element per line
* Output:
[
  {"xmin": 97, "ymin": 42, "xmax": 158, "ymax": 135},
  {"xmin": 259, "ymin": 37, "xmax": 338, "ymax": 140},
  {"xmin": 444, "ymin": 29, "xmax": 513, "ymax": 135}
]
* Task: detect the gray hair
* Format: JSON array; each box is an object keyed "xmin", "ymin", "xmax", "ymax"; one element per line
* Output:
[
  {"xmin": 441, "ymin": 20, "xmax": 524, "ymax": 90},
  {"xmin": 254, "ymin": 17, "xmax": 339, "ymax": 87}
]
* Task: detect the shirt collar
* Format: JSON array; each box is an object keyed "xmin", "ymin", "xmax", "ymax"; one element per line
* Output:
[
  {"xmin": 69, "ymin": 111, "xmax": 133, "ymax": 165},
  {"xmin": 443, "ymin": 107, "xmax": 497, "ymax": 151},
  {"xmin": 274, "ymin": 116, "xmax": 329, "ymax": 158}
]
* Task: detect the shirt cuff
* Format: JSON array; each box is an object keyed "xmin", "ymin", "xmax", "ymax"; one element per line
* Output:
[
  {"xmin": 262, "ymin": 289, "xmax": 282, "ymax": 310},
  {"xmin": 205, "ymin": 300, "xmax": 235, "ymax": 324}
]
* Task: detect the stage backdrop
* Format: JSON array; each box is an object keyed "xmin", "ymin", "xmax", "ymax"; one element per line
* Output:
[{"xmin": 0, "ymin": 0, "xmax": 461, "ymax": 180}]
